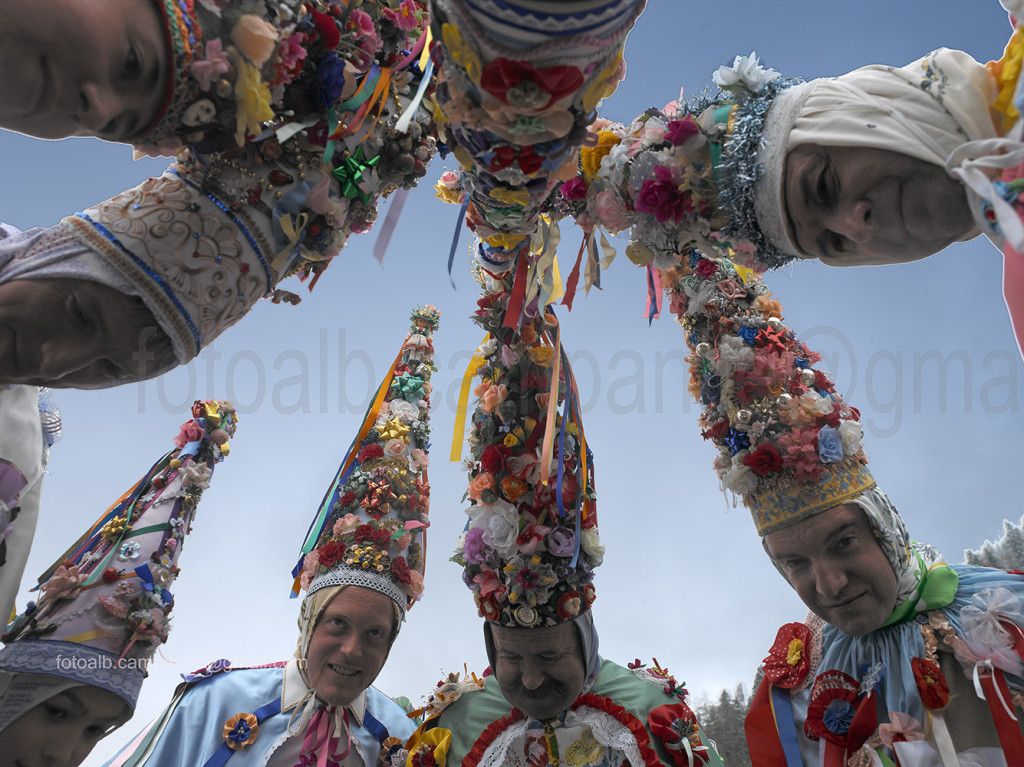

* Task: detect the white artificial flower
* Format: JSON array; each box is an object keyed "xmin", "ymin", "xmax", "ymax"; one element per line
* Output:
[
  {"xmin": 713, "ymin": 52, "xmax": 781, "ymax": 95},
  {"xmin": 581, "ymin": 529, "xmax": 605, "ymax": 567},
  {"xmin": 724, "ymin": 460, "xmax": 757, "ymax": 496},
  {"xmin": 837, "ymin": 421, "xmax": 863, "ymax": 455},
  {"xmin": 467, "ymin": 500, "xmax": 520, "ymax": 559},
  {"xmin": 715, "ymin": 335, "xmax": 755, "ymax": 377}
]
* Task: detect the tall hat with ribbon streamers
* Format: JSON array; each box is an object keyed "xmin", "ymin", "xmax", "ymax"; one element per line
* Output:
[
  {"xmin": 139, "ymin": 0, "xmax": 435, "ymax": 156},
  {"xmin": 452, "ymin": 269, "xmax": 599, "ymax": 628},
  {"xmin": 292, "ymin": 306, "xmax": 439, "ymax": 615},
  {"xmin": 673, "ymin": 252, "xmax": 873, "ymax": 535},
  {"xmin": 430, "ymin": 0, "xmax": 645, "ymax": 313},
  {"xmin": 0, "ymin": 401, "xmax": 238, "ymax": 709}
]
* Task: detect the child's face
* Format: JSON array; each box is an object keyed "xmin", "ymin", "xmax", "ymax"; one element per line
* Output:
[
  {"xmin": 0, "ymin": 0, "xmax": 169, "ymax": 141},
  {"xmin": 0, "ymin": 686, "xmax": 128, "ymax": 767}
]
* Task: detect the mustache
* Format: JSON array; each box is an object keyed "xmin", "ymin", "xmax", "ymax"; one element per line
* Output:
[{"xmin": 518, "ymin": 680, "xmax": 569, "ymax": 699}]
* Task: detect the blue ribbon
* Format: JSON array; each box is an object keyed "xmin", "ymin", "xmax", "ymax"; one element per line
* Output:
[
  {"xmin": 770, "ymin": 685, "xmax": 804, "ymax": 767},
  {"xmin": 446, "ymin": 197, "xmax": 470, "ymax": 289},
  {"xmin": 202, "ymin": 698, "xmax": 282, "ymax": 767}
]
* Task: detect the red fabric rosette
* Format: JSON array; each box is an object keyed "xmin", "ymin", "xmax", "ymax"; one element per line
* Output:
[
  {"xmin": 479, "ymin": 59, "xmax": 584, "ymax": 107},
  {"xmin": 648, "ymin": 703, "xmax": 710, "ymax": 766},
  {"xmin": 762, "ymin": 623, "xmax": 812, "ymax": 689},
  {"xmin": 805, "ymin": 670, "xmax": 877, "ymax": 767}
]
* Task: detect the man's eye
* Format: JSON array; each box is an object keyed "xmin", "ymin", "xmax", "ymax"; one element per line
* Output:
[
  {"xmin": 44, "ymin": 704, "xmax": 69, "ymax": 722},
  {"xmin": 123, "ymin": 44, "xmax": 142, "ymax": 80},
  {"xmin": 828, "ymin": 231, "xmax": 846, "ymax": 255}
]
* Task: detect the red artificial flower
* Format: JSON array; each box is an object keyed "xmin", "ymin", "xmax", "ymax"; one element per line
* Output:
[
  {"xmin": 665, "ymin": 117, "xmax": 699, "ymax": 146},
  {"xmin": 813, "ymin": 370, "xmax": 834, "ymax": 393},
  {"xmin": 560, "ymin": 177, "xmax": 589, "ymax": 201},
  {"xmin": 694, "ymin": 259, "xmax": 718, "ymax": 279},
  {"xmin": 743, "ymin": 444, "xmax": 783, "ymax": 476},
  {"xmin": 762, "ymin": 623, "xmax": 812, "ymax": 689},
  {"xmin": 912, "ymin": 657, "xmax": 950, "ymax": 710},
  {"xmin": 556, "ymin": 591, "xmax": 583, "ymax": 620},
  {"xmin": 700, "ymin": 420, "xmax": 730, "ymax": 441},
  {"xmin": 636, "ymin": 166, "xmax": 693, "ymax": 224},
  {"xmin": 391, "ymin": 556, "xmax": 412, "ymax": 584},
  {"xmin": 311, "ymin": 10, "xmax": 341, "ymax": 49},
  {"xmin": 317, "ymin": 541, "xmax": 345, "ymax": 569},
  {"xmin": 357, "ymin": 444, "xmax": 384, "ymax": 462},
  {"xmin": 814, "ymin": 402, "xmax": 840, "ymax": 429},
  {"xmin": 582, "ymin": 583, "xmax": 596, "ymax": 606},
  {"xmin": 480, "ymin": 58, "xmax": 583, "ymax": 106},
  {"xmin": 337, "ymin": 491, "xmax": 357, "ymax": 507},
  {"xmin": 479, "ymin": 445, "xmax": 507, "ymax": 474}
]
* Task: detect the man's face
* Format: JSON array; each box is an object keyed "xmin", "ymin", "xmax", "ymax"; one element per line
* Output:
[
  {"xmin": 0, "ymin": 278, "xmax": 174, "ymax": 387},
  {"xmin": 0, "ymin": 0, "xmax": 169, "ymax": 141},
  {"xmin": 0, "ymin": 685, "xmax": 128, "ymax": 767},
  {"xmin": 304, "ymin": 587, "xmax": 396, "ymax": 707},
  {"xmin": 783, "ymin": 144, "xmax": 974, "ymax": 265},
  {"xmin": 764, "ymin": 503, "xmax": 900, "ymax": 636},
  {"xmin": 491, "ymin": 621, "xmax": 586, "ymax": 721}
]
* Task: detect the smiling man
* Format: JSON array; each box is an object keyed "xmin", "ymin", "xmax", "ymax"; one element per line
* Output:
[
  {"xmin": 102, "ymin": 307, "xmax": 439, "ymax": 767},
  {"xmin": 679, "ymin": 253, "xmax": 1024, "ymax": 766}
]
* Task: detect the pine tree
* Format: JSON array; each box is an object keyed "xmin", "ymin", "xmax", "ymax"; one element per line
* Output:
[
  {"xmin": 965, "ymin": 515, "xmax": 1024, "ymax": 568},
  {"xmin": 696, "ymin": 684, "xmax": 752, "ymax": 767}
]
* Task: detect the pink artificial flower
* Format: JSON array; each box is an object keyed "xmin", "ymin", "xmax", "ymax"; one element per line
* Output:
[
  {"xmin": 383, "ymin": 0, "xmax": 421, "ymax": 31},
  {"xmin": 174, "ymin": 420, "xmax": 206, "ymax": 448},
  {"xmin": 191, "ymin": 38, "xmax": 231, "ymax": 91}
]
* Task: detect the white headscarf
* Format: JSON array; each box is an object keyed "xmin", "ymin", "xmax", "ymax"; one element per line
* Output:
[
  {"xmin": 758, "ymin": 47, "xmax": 1001, "ymax": 264},
  {"xmin": 0, "ymin": 672, "xmax": 83, "ymax": 733}
]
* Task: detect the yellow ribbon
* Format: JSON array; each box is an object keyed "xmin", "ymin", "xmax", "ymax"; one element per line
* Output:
[
  {"xmin": 418, "ymin": 28, "xmax": 433, "ymax": 73},
  {"xmin": 271, "ymin": 212, "xmax": 311, "ymax": 271},
  {"xmin": 63, "ymin": 629, "xmax": 107, "ymax": 644},
  {"xmin": 450, "ymin": 340, "xmax": 489, "ymax": 463},
  {"xmin": 583, "ymin": 227, "xmax": 617, "ymax": 294}
]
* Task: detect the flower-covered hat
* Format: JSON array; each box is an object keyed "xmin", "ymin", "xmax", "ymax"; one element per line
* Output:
[
  {"xmin": 0, "ymin": 401, "xmax": 238, "ymax": 709},
  {"xmin": 292, "ymin": 306, "xmax": 440, "ymax": 617},
  {"xmin": 675, "ymin": 254, "xmax": 874, "ymax": 535},
  {"xmin": 430, "ymin": 0, "xmax": 645, "ymax": 279},
  {"xmin": 141, "ymin": 0, "xmax": 432, "ymax": 154},
  {"xmin": 540, "ymin": 53, "xmax": 808, "ymax": 274},
  {"xmin": 452, "ymin": 270, "xmax": 600, "ymax": 628}
]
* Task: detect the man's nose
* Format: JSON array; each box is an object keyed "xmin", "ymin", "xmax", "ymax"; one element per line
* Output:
[
  {"xmin": 75, "ymin": 81, "xmax": 124, "ymax": 135},
  {"xmin": 813, "ymin": 561, "xmax": 849, "ymax": 600},
  {"xmin": 38, "ymin": 338, "xmax": 101, "ymax": 381},
  {"xmin": 828, "ymin": 200, "xmax": 874, "ymax": 244},
  {"xmin": 520, "ymin": 660, "xmax": 546, "ymax": 690}
]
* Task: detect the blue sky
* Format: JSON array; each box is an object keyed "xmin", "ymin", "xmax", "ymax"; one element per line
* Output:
[{"xmin": 0, "ymin": 1, "xmax": 1020, "ymax": 762}]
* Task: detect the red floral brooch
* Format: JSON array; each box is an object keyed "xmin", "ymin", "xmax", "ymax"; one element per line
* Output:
[{"xmin": 762, "ymin": 622, "xmax": 812, "ymax": 689}]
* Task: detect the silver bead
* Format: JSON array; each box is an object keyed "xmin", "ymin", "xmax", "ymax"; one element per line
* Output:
[{"xmin": 800, "ymin": 369, "xmax": 816, "ymax": 387}]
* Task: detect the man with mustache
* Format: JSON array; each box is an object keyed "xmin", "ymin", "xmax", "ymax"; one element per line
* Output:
[{"xmin": 402, "ymin": 278, "xmax": 721, "ymax": 767}]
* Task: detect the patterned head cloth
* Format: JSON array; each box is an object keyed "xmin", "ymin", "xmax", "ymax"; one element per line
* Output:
[
  {"xmin": 0, "ymin": 401, "xmax": 238, "ymax": 710},
  {"xmin": 291, "ymin": 306, "xmax": 440, "ymax": 623},
  {"xmin": 453, "ymin": 268, "xmax": 601, "ymax": 628}
]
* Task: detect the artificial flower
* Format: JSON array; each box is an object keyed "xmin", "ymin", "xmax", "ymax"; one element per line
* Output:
[
  {"xmin": 231, "ymin": 15, "xmax": 278, "ymax": 67},
  {"xmin": 762, "ymin": 622, "xmax": 812, "ymax": 689},
  {"xmin": 383, "ymin": 0, "xmax": 422, "ymax": 31},
  {"xmin": 191, "ymin": 38, "xmax": 231, "ymax": 91}
]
